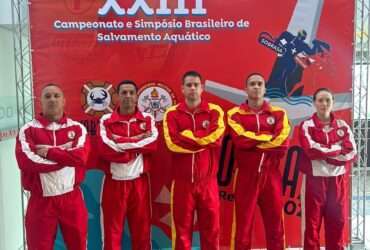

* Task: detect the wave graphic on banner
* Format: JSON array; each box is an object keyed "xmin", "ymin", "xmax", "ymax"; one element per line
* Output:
[
  {"xmin": 205, "ymin": 80, "xmax": 352, "ymax": 125},
  {"xmin": 267, "ymin": 88, "xmax": 312, "ymax": 106}
]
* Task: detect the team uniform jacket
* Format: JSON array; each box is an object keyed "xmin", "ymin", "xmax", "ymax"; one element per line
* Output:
[
  {"xmin": 15, "ymin": 114, "xmax": 90, "ymax": 197},
  {"xmin": 299, "ymin": 113, "xmax": 357, "ymax": 176},
  {"xmin": 97, "ymin": 108, "xmax": 158, "ymax": 180},
  {"xmin": 227, "ymin": 101, "xmax": 290, "ymax": 172},
  {"xmin": 163, "ymin": 101, "xmax": 225, "ymax": 182}
]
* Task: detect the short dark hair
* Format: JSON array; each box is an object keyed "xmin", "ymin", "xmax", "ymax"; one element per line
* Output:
[
  {"xmin": 182, "ymin": 70, "xmax": 202, "ymax": 84},
  {"xmin": 313, "ymin": 87, "xmax": 333, "ymax": 101},
  {"xmin": 245, "ymin": 72, "xmax": 265, "ymax": 85},
  {"xmin": 117, "ymin": 80, "xmax": 138, "ymax": 93},
  {"xmin": 41, "ymin": 82, "xmax": 62, "ymax": 91},
  {"xmin": 41, "ymin": 83, "xmax": 64, "ymax": 96}
]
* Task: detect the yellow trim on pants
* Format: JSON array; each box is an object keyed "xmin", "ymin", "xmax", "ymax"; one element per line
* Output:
[
  {"xmin": 170, "ymin": 180, "xmax": 176, "ymax": 250},
  {"xmin": 230, "ymin": 168, "xmax": 239, "ymax": 250}
]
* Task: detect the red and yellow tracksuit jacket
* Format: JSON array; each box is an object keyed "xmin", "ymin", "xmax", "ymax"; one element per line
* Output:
[{"xmin": 163, "ymin": 101, "xmax": 225, "ymax": 182}]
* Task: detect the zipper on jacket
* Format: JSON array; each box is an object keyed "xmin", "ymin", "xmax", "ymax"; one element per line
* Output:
[
  {"xmin": 323, "ymin": 125, "xmax": 330, "ymax": 145},
  {"xmin": 258, "ymin": 152, "xmax": 265, "ymax": 173},
  {"xmin": 52, "ymin": 124, "xmax": 57, "ymax": 146},
  {"xmin": 256, "ymin": 112, "xmax": 265, "ymax": 173},
  {"xmin": 256, "ymin": 113, "xmax": 260, "ymax": 133},
  {"xmin": 52, "ymin": 124, "xmax": 60, "ymax": 182},
  {"xmin": 187, "ymin": 111, "xmax": 197, "ymax": 183},
  {"xmin": 255, "ymin": 112, "xmax": 264, "ymax": 173},
  {"xmin": 325, "ymin": 132, "xmax": 329, "ymax": 145},
  {"xmin": 127, "ymin": 121, "xmax": 130, "ymax": 137},
  {"xmin": 118, "ymin": 121, "xmax": 131, "ymax": 137}
]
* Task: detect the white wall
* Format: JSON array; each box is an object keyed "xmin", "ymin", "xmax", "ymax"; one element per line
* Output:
[
  {"xmin": 0, "ymin": 139, "xmax": 24, "ymax": 250},
  {"xmin": 0, "ymin": 0, "xmax": 27, "ymax": 26},
  {"xmin": 0, "ymin": 0, "xmax": 12, "ymax": 25},
  {"xmin": 0, "ymin": 1, "xmax": 24, "ymax": 249},
  {"xmin": 0, "ymin": 27, "xmax": 17, "ymax": 132}
]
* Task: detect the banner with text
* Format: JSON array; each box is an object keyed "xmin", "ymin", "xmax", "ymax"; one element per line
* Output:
[{"xmin": 29, "ymin": 0, "xmax": 354, "ymax": 248}]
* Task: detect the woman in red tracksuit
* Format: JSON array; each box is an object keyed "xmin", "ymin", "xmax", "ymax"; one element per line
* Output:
[{"xmin": 299, "ymin": 88, "xmax": 357, "ymax": 250}]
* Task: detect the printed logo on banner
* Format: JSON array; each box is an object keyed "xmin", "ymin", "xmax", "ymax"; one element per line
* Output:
[
  {"xmin": 81, "ymin": 81, "xmax": 117, "ymax": 117},
  {"xmin": 258, "ymin": 29, "xmax": 331, "ymax": 98},
  {"xmin": 138, "ymin": 82, "xmax": 176, "ymax": 122}
]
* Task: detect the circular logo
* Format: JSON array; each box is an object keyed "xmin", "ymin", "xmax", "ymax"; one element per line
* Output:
[
  {"xmin": 81, "ymin": 81, "xmax": 117, "ymax": 117},
  {"xmin": 202, "ymin": 120, "xmax": 210, "ymax": 129},
  {"xmin": 138, "ymin": 82, "xmax": 176, "ymax": 122},
  {"xmin": 266, "ymin": 116, "xmax": 275, "ymax": 125},
  {"xmin": 68, "ymin": 130, "xmax": 76, "ymax": 140},
  {"xmin": 337, "ymin": 129, "xmax": 345, "ymax": 137}
]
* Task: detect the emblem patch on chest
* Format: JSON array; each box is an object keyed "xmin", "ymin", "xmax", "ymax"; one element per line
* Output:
[
  {"xmin": 336, "ymin": 129, "xmax": 345, "ymax": 137},
  {"xmin": 202, "ymin": 120, "xmax": 210, "ymax": 129},
  {"xmin": 68, "ymin": 130, "xmax": 76, "ymax": 139},
  {"xmin": 266, "ymin": 116, "xmax": 275, "ymax": 125}
]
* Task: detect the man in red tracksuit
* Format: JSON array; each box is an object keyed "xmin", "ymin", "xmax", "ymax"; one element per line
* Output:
[
  {"xmin": 163, "ymin": 71, "xmax": 225, "ymax": 250},
  {"xmin": 299, "ymin": 88, "xmax": 357, "ymax": 250},
  {"xmin": 15, "ymin": 83, "xmax": 90, "ymax": 250},
  {"xmin": 97, "ymin": 80, "xmax": 158, "ymax": 250},
  {"xmin": 227, "ymin": 73, "xmax": 290, "ymax": 250}
]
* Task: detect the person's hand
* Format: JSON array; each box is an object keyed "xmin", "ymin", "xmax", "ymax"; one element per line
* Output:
[
  {"xmin": 36, "ymin": 147, "xmax": 49, "ymax": 158},
  {"xmin": 142, "ymin": 131, "xmax": 152, "ymax": 138},
  {"xmin": 131, "ymin": 131, "xmax": 152, "ymax": 140}
]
